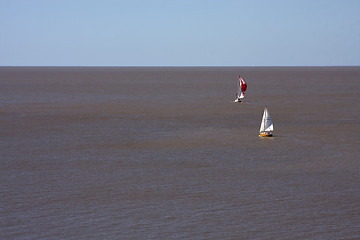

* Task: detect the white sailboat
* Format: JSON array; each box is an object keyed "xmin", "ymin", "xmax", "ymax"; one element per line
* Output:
[
  {"xmin": 234, "ymin": 75, "xmax": 247, "ymax": 102},
  {"xmin": 259, "ymin": 107, "xmax": 274, "ymax": 137}
]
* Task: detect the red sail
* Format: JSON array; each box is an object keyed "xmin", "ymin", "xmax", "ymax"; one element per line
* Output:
[{"xmin": 239, "ymin": 76, "xmax": 247, "ymax": 92}]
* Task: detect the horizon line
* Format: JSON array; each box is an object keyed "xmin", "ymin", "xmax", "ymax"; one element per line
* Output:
[{"xmin": 1, "ymin": 65, "xmax": 360, "ymax": 68}]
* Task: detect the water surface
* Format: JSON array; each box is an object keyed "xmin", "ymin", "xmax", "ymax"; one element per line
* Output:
[{"xmin": 1, "ymin": 66, "xmax": 360, "ymax": 239}]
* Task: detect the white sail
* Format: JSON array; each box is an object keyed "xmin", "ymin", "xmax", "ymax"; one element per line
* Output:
[
  {"xmin": 259, "ymin": 107, "xmax": 273, "ymax": 133},
  {"xmin": 236, "ymin": 78, "xmax": 241, "ymax": 99}
]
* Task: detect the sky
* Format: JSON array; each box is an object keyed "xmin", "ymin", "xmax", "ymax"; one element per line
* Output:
[{"xmin": 1, "ymin": 0, "xmax": 359, "ymax": 66}]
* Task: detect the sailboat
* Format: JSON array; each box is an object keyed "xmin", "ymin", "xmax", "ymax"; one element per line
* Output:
[
  {"xmin": 259, "ymin": 107, "xmax": 274, "ymax": 137},
  {"xmin": 234, "ymin": 75, "xmax": 247, "ymax": 102}
]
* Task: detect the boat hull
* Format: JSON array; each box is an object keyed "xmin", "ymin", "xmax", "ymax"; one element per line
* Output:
[{"xmin": 259, "ymin": 132, "xmax": 273, "ymax": 137}]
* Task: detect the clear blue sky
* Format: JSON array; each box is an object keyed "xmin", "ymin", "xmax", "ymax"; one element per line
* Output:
[{"xmin": 1, "ymin": 0, "xmax": 359, "ymax": 66}]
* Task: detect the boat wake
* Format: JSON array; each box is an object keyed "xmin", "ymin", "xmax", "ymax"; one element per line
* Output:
[{"xmin": 239, "ymin": 100, "xmax": 265, "ymax": 106}]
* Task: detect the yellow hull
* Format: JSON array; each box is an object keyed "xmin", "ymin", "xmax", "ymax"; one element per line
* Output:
[{"xmin": 259, "ymin": 132, "xmax": 273, "ymax": 137}]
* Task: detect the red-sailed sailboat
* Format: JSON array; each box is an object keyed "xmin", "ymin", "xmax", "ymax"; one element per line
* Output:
[{"xmin": 234, "ymin": 75, "xmax": 247, "ymax": 102}]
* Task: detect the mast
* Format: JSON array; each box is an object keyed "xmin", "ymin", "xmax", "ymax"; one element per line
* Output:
[
  {"xmin": 236, "ymin": 77, "xmax": 240, "ymax": 98},
  {"xmin": 263, "ymin": 108, "xmax": 267, "ymax": 131}
]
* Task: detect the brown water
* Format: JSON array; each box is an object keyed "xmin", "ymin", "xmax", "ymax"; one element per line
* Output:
[{"xmin": 1, "ymin": 66, "xmax": 360, "ymax": 239}]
